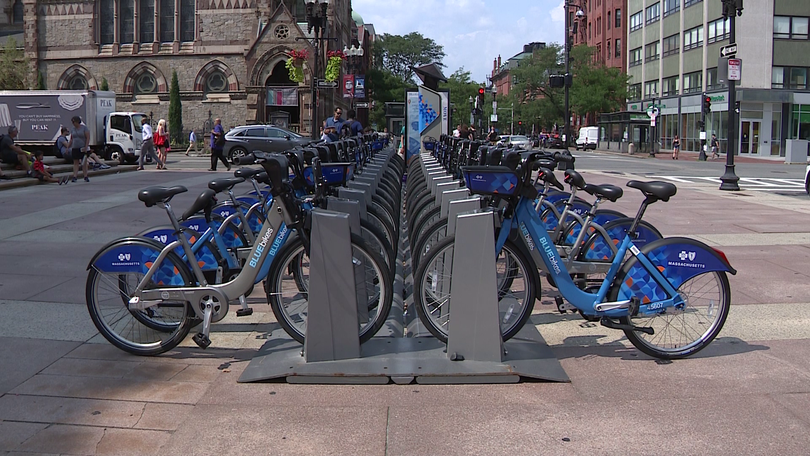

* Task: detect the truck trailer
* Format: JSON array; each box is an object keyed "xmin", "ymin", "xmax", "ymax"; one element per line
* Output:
[{"xmin": 0, "ymin": 90, "xmax": 147, "ymax": 163}]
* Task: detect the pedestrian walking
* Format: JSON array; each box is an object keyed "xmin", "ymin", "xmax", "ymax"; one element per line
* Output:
[
  {"xmin": 67, "ymin": 116, "xmax": 91, "ymax": 182},
  {"xmin": 137, "ymin": 117, "xmax": 163, "ymax": 171},
  {"xmin": 185, "ymin": 130, "xmax": 197, "ymax": 156},
  {"xmin": 154, "ymin": 119, "xmax": 168, "ymax": 169},
  {"xmin": 710, "ymin": 134, "xmax": 720, "ymax": 159},
  {"xmin": 209, "ymin": 118, "xmax": 230, "ymax": 171},
  {"xmin": 672, "ymin": 135, "xmax": 681, "ymax": 160}
]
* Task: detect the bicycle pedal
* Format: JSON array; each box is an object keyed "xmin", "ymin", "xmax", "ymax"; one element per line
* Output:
[
  {"xmin": 236, "ymin": 308, "xmax": 253, "ymax": 317},
  {"xmin": 192, "ymin": 333, "xmax": 212, "ymax": 349},
  {"xmin": 554, "ymin": 296, "xmax": 566, "ymax": 314},
  {"xmin": 600, "ymin": 317, "xmax": 654, "ymax": 335}
]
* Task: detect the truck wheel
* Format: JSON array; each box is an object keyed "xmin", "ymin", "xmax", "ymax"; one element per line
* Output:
[{"xmin": 108, "ymin": 146, "xmax": 124, "ymax": 164}]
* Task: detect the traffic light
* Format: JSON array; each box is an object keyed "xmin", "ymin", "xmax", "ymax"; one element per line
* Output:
[
  {"xmin": 549, "ymin": 75, "xmax": 565, "ymax": 88},
  {"xmin": 478, "ymin": 87, "xmax": 485, "ymax": 96},
  {"xmin": 703, "ymin": 94, "xmax": 712, "ymax": 114}
]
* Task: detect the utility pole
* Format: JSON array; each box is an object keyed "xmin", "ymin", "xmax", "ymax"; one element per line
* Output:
[{"xmin": 719, "ymin": 0, "xmax": 742, "ymax": 191}]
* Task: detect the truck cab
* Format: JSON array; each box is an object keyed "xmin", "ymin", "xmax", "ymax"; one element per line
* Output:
[{"xmin": 105, "ymin": 112, "xmax": 148, "ymax": 163}]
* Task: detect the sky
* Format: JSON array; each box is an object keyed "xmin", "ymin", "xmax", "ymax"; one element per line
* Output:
[{"xmin": 352, "ymin": 0, "xmax": 566, "ymax": 84}]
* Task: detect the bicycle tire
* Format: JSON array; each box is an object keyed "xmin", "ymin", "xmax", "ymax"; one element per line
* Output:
[
  {"xmin": 412, "ymin": 217, "xmax": 448, "ymax": 268},
  {"xmin": 367, "ymin": 205, "xmax": 398, "ymax": 247},
  {"xmin": 86, "ymin": 237, "xmax": 195, "ymax": 356},
  {"xmin": 610, "ymin": 269, "xmax": 730, "ymax": 360},
  {"xmin": 413, "ymin": 235, "xmax": 539, "ymax": 343},
  {"xmin": 267, "ymin": 233, "xmax": 393, "ymax": 344}
]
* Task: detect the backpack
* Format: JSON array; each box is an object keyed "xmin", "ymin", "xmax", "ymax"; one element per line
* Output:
[{"xmin": 54, "ymin": 137, "xmax": 62, "ymax": 157}]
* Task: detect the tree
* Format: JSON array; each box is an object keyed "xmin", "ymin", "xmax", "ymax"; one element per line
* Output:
[
  {"xmin": 168, "ymin": 70, "xmax": 183, "ymax": 145},
  {"xmin": 366, "ymin": 68, "xmax": 409, "ymax": 129},
  {"xmin": 101, "ymin": 77, "xmax": 109, "ymax": 91},
  {"xmin": 36, "ymin": 71, "xmax": 45, "ymax": 90},
  {"xmin": 439, "ymin": 68, "xmax": 482, "ymax": 130},
  {"xmin": 0, "ymin": 38, "xmax": 30, "ymax": 90},
  {"xmin": 569, "ymin": 45, "xmax": 629, "ymax": 124},
  {"xmin": 375, "ymin": 32, "xmax": 445, "ymax": 84}
]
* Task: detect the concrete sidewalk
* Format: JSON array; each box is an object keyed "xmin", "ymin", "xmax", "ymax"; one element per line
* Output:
[
  {"xmin": 591, "ymin": 147, "xmax": 792, "ymax": 164},
  {"xmin": 2, "ymin": 169, "xmax": 810, "ymax": 454}
]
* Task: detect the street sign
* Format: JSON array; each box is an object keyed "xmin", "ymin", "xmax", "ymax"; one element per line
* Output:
[
  {"xmin": 355, "ymin": 102, "xmax": 369, "ymax": 108},
  {"xmin": 728, "ymin": 58, "xmax": 742, "ymax": 81},
  {"xmin": 720, "ymin": 43, "xmax": 737, "ymax": 58},
  {"xmin": 317, "ymin": 80, "xmax": 338, "ymax": 88},
  {"xmin": 490, "ymin": 114, "xmax": 498, "ymax": 122}
]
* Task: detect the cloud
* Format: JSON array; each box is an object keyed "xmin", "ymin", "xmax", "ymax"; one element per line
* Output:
[{"xmin": 353, "ymin": 0, "xmax": 565, "ymax": 83}]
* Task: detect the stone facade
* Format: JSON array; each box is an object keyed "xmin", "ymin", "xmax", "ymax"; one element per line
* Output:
[{"xmin": 17, "ymin": 0, "xmax": 354, "ymax": 139}]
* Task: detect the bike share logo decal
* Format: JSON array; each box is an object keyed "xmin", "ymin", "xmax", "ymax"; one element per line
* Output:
[
  {"xmin": 189, "ymin": 224, "xmax": 200, "ymax": 231},
  {"xmin": 669, "ymin": 250, "xmax": 705, "ymax": 269},
  {"xmin": 249, "ymin": 227, "xmax": 276, "ymax": 268},
  {"xmin": 267, "ymin": 225, "xmax": 289, "ymax": 257},
  {"xmin": 153, "ymin": 234, "xmax": 168, "ymax": 243},
  {"xmin": 538, "ymin": 235, "xmax": 562, "ymax": 275},
  {"xmin": 112, "ymin": 252, "xmax": 139, "ymax": 267},
  {"xmin": 520, "ymin": 222, "xmax": 535, "ymax": 251}
]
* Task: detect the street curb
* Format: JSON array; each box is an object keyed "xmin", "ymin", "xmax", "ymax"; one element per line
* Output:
[{"xmin": 0, "ymin": 164, "xmax": 139, "ymax": 190}]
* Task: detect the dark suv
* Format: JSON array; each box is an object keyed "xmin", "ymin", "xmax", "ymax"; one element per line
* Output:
[{"xmin": 222, "ymin": 125, "xmax": 312, "ymax": 162}]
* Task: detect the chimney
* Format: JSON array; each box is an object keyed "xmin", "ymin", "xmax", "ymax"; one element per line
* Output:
[
  {"xmin": 493, "ymin": 58, "xmax": 497, "ymax": 71},
  {"xmin": 497, "ymin": 55, "xmax": 501, "ymax": 67}
]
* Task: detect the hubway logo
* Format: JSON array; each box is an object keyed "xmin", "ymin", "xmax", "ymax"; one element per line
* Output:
[{"xmin": 538, "ymin": 235, "xmax": 562, "ymax": 275}]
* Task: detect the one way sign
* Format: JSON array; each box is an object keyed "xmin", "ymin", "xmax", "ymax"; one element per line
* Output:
[{"xmin": 720, "ymin": 43, "xmax": 737, "ymax": 58}]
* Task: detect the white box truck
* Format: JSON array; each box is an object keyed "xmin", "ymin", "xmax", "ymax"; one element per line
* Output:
[
  {"xmin": 575, "ymin": 126, "xmax": 599, "ymax": 150},
  {"xmin": 0, "ymin": 90, "xmax": 148, "ymax": 163}
]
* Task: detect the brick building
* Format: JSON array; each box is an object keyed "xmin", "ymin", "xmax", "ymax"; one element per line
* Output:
[{"xmin": 1, "ymin": 0, "xmax": 364, "ymax": 138}]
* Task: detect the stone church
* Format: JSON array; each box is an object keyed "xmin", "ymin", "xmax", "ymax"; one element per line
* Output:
[{"xmin": 2, "ymin": 0, "xmax": 359, "ymax": 137}]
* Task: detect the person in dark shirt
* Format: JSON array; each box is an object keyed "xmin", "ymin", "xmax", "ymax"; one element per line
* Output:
[
  {"xmin": 346, "ymin": 109, "xmax": 363, "ymax": 137},
  {"xmin": 0, "ymin": 125, "xmax": 32, "ymax": 176}
]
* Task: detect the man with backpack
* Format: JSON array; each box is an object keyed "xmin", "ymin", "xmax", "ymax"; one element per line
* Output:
[{"xmin": 346, "ymin": 109, "xmax": 363, "ymax": 137}]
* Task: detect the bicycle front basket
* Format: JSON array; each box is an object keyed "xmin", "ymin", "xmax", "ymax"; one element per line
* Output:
[{"xmin": 461, "ymin": 166, "xmax": 520, "ymax": 196}]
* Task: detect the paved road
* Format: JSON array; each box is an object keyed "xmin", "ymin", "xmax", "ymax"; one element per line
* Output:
[{"xmin": 2, "ymin": 152, "xmax": 810, "ymax": 454}]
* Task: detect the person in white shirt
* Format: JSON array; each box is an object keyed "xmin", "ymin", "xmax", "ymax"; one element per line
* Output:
[{"xmin": 137, "ymin": 117, "xmax": 163, "ymax": 170}]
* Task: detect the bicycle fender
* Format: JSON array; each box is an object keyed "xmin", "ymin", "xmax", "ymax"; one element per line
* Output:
[
  {"xmin": 582, "ymin": 218, "xmax": 662, "ymax": 261},
  {"xmin": 613, "ymin": 237, "xmax": 736, "ymax": 303},
  {"xmin": 87, "ymin": 236, "xmax": 190, "ymax": 287}
]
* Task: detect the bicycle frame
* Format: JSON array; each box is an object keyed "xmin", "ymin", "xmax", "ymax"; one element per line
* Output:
[
  {"xmin": 128, "ymin": 196, "xmax": 294, "ymax": 320},
  {"xmin": 496, "ymin": 197, "xmax": 683, "ymax": 318}
]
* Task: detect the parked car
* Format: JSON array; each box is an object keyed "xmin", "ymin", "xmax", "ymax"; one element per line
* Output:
[
  {"xmin": 548, "ymin": 133, "xmax": 564, "ymax": 148},
  {"xmin": 222, "ymin": 125, "xmax": 312, "ymax": 163},
  {"xmin": 576, "ymin": 126, "xmax": 599, "ymax": 150},
  {"xmin": 497, "ymin": 135, "xmax": 533, "ymax": 149}
]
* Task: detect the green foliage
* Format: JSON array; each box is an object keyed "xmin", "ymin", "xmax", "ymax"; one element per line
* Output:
[
  {"xmin": 0, "ymin": 38, "xmax": 30, "ymax": 89},
  {"xmin": 366, "ymin": 67, "xmax": 410, "ymax": 129},
  {"xmin": 36, "ymin": 71, "xmax": 45, "ymax": 90},
  {"xmin": 285, "ymin": 58, "xmax": 304, "ymax": 83},
  {"xmin": 439, "ymin": 68, "xmax": 482, "ymax": 129},
  {"xmin": 504, "ymin": 43, "xmax": 629, "ymax": 132},
  {"xmin": 101, "ymin": 77, "xmax": 109, "ymax": 91},
  {"xmin": 375, "ymin": 32, "xmax": 445, "ymax": 84},
  {"xmin": 168, "ymin": 70, "xmax": 183, "ymax": 145}
]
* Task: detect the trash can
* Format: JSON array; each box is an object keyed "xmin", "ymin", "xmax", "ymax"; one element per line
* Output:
[{"xmin": 628, "ymin": 143, "xmax": 636, "ymax": 155}]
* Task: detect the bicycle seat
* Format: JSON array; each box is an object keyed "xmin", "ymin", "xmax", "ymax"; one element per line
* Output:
[
  {"xmin": 138, "ymin": 186, "xmax": 188, "ymax": 207},
  {"xmin": 564, "ymin": 170, "xmax": 586, "ymax": 190},
  {"xmin": 583, "ymin": 183, "xmax": 623, "ymax": 202},
  {"xmin": 233, "ymin": 167, "xmax": 263, "ymax": 179},
  {"xmin": 254, "ymin": 172, "xmax": 270, "ymax": 185},
  {"xmin": 208, "ymin": 177, "xmax": 245, "ymax": 193},
  {"xmin": 501, "ymin": 151, "xmax": 521, "ymax": 170},
  {"xmin": 536, "ymin": 167, "xmax": 564, "ymax": 190},
  {"xmin": 627, "ymin": 180, "xmax": 677, "ymax": 202},
  {"xmin": 181, "ymin": 188, "xmax": 216, "ymax": 221}
]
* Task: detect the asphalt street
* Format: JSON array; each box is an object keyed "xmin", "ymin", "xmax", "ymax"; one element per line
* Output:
[{"xmin": 2, "ymin": 150, "xmax": 810, "ymax": 454}]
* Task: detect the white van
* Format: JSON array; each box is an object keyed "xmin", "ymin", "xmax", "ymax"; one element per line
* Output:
[{"xmin": 575, "ymin": 126, "xmax": 599, "ymax": 150}]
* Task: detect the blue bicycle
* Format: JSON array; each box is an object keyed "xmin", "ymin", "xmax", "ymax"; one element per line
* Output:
[{"xmin": 413, "ymin": 152, "xmax": 735, "ymax": 359}]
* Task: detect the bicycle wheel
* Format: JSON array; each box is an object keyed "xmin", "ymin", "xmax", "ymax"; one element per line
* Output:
[
  {"xmin": 86, "ymin": 238, "xmax": 195, "ymax": 356},
  {"xmin": 413, "ymin": 236, "xmax": 539, "ymax": 343},
  {"xmin": 412, "ymin": 217, "xmax": 448, "ymax": 268},
  {"xmin": 609, "ymin": 269, "xmax": 730, "ymax": 360},
  {"xmin": 267, "ymin": 234, "xmax": 393, "ymax": 344}
]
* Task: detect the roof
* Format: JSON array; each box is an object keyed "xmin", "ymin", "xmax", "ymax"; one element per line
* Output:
[{"xmin": 352, "ymin": 11, "xmax": 363, "ymax": 25}]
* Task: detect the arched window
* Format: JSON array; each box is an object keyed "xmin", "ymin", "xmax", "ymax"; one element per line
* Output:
[
  {"xmin": 12, "ymin": 0, "xmax": 23, "ymax": 24},
  {"xmin": 67, "ymin": 74, "xmax": 89, "ymax": 90},
  {"xmin": 135, "ymin": 73, "xmax": 158, "ymax": 94}
]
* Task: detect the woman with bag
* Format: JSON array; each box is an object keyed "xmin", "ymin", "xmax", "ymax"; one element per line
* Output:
[{"xmin": 154, "ymin": 119, "xmax": 168, "ymax": 169}]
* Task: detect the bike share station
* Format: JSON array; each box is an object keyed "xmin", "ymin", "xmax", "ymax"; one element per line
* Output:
[{"xmin": 240, "ymin": 67, "xmax": 569, "ymax": 384}]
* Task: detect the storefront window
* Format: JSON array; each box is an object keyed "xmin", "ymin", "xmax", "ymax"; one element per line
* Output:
[
  {"xmin": 772, "ymin": 111, "xmax": 782, "ymax": 156},
  {"xmin": 790, "ymin": 105, "xmax": 810, "ymax": 140}
]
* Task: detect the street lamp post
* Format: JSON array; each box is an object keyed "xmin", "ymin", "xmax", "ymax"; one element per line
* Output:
[
  {"xmin": 343, "ymin": 44, "xmax": 364, "ymax": 109},
  {"xmin": 719, "ymin": 0, "xmax": 743, "ymax": 191},
  {"xmin": 564, "ymin": 3, "xmax": 585, "ymax": 151},
  {"xmin": 297, "ymin": 0, "xmax": 331, "ymax": 140}
]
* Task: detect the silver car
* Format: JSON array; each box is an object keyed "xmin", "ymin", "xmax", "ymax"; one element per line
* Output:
[
  {"xmin": 497, "ymin": 135, "xmax": 532, "ymax": 149},
  {"xmin": 222, "ymin": 125, "xmax": 312, "ymax": 162}
]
